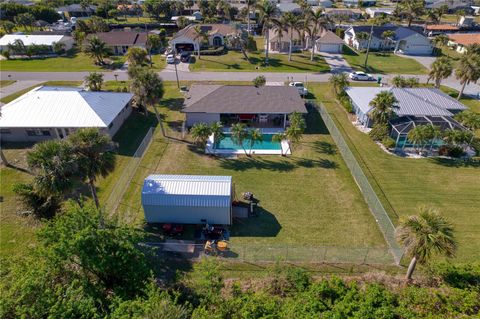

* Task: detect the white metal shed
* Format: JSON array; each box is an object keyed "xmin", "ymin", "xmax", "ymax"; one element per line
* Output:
[{"xmin": 141, "ymin": 175, "xmax": 233, "ymax": 225}]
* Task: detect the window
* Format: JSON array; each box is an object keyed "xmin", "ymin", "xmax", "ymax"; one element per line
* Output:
[
  {"xmin": 0, "ymin": 129, "xmax": 11, "ymax": 134},
  {"xmin": 26, "ymin": 129, "xmax": 50, "ymax": 136}
]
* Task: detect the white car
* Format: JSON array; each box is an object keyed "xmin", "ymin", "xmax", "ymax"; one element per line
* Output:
[
  {"xmin": 166, "ymin": 54, "xmax": 175, "ymax": 64},
  {"xmin": 289, "ymin": 82, "xmax": 308, "ymax": 97},
  {"xmin": 349, "ymin": 71, "xmax": 374, "ymax": 81}
]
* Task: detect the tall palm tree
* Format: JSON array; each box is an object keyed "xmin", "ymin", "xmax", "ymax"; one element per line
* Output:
[
  {"xmin": 396, "ymin": 208, "xmax": 456, "ymax": 281},
  {"xmin": 194, "ymin": 25, "xmax": 209, "ymax": 58},
  {"xmin": 67, "ymin": 128, "xmax": 116, "ymax": 228},
  {"xmin": 146, "ymin": 34, "xmax": 162, "ymax": 66},
  {"xmin": 210, "ymin": 121, "xmax": 225, "ymax": 155},
  {"xmin": 432, "ymin": 34, "xmax": 449, "ymax": 55},
  {"xmin": 257, "ymin": 0, "xmax": 278, "ymax": 64},
  {"xmin": 272, "ymin": 15, "xmax": 288, "ymax": 53},
  {"xmin": 248, "ymin": 129, "xmax": 263, "ymax": 156},
  {"xmin": 428, "ymin": 57, "xmax": 453, "ymax": 88},
  {"xmin": 283, "ymin": 12, "xmax": 301, "ymax": 61},
  {"xmin": 84, "ymin": 36, "xmax": 111, "ymax": 65},
  {"xmin": 368, "ymin": 91, "xmax": 398, "ymax": 125},
  {"xmin": 129, "ymin": 67, "xmax": 166, "ymax": 136},
  {"xmin": 190, "ymin": 123, "xmax": 212, "ymax": 148},
  {"xmin": 306, "ymin": 8, "xmax": 328, "ymax": 61},
  {"xmin": 27, "ymin": 140, "xmax": 77, "ymax": 197},
  {"xmin": 230, "ymin": 123, "xmax": 248, "ymax": 155},
  {"xmin": 329, "ymin": 73, "xmax": 349, "ymax": 96},
  {"xmin": 381, "ymin": 30, "xmax": 395, "ymax": 51},
  {"xmin": 246, "ymin": 0, "xmax": 256, "ymax": 34},
  {"xmin": 455, "ymin": 51, "xmax": 480, "ymax": 100}
]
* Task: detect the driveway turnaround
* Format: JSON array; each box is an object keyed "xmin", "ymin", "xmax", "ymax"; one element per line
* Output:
[
  {"xmin": 319, "ymin": 52, "xmax": 353, "ymax": 74},
  {"xmin": 401, "ymin": 54, "xmax": 436, "ymax": 70}
]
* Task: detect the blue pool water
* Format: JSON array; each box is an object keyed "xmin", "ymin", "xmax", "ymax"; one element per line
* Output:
[{"xmin": 215, "ymin": 133, "xmax": 282, "ymax": 150}]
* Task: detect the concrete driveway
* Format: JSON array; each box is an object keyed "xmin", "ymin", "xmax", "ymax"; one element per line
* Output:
[
  {"xmin": 164, "ymin": 59, "xmax": 190, "ymax": 73},
  {"xmin": 318, "ymin": 52, "xmax": 353, "ymax": 74},
  {"xmin": 401, "ymin": 54, "xmax": 436, "ymax": 69}
]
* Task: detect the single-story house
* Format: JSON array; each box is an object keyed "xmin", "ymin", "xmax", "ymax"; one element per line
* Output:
[
  {"xmin": 324, "ymin": 8, "xmax": 363, "ymax": 20},
  {"xmin": 171, "ymin": 11, "xmax": 202, "ymax": 22},
  {"xmin": 344, "ymin": 25, "xmax": 433, "ymax": 55},
  {"xmin": 57, "ymin": 4, "xmax": 97, "ymax": 18},
  {"xmin": 142, "ymin": 174, "xmax": 233, "ymax": 225},
  {"xmin": 87, "ymin": 31, "xmax": 148, "ymax": 55},
  {"xmin": 268, "ymin": 27, "xmax": 343, "ymax": 54},
  {"xmin": 345, "ymin": 87, "xmax": 467, "ymax": 148},
  {"xmin": 344, "ymin": 0, "xmax": 377, "ymax": 7},
  {"xmin": 365, "ymin": 8, "xmax": 394, "ymax": 18},
  {"xmin": 170, "ymin": 24, "xmax": 240, "ymax": 52},
  {"xmin": 315, "ymin": 30, "xmax": 344, "ymax": 53},
  {"xmin": 425, "ymin": 24, "xmax": 460, "ymax": 37},
  {"xmin": 0, "ymin": 34, "xmax": 74, "ymax": 52},
  {"xmin": 447, "ymin": 33, "xmax": 480, "ymax": 53},
  {"xmin": 182, "ymin": 85, "xmax": 307, "ymax": 128},
  {"xmin": 425, "ymin": 0, "xmax": 474, "ymax": 13},
  {"xmin": 276, "ymin": 2, "xmax": 302, "ymax": 14},
  {"xmin": 318, "ymin": 0, "xmax": 334, "ymax": 8},
  {"xmin": 0, "ymin": 86, "xmax": 133, "ymax": 142}
]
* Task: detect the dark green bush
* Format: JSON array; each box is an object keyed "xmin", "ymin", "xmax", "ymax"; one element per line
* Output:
[
  {"xmin": 447, "ymin": 146, "xmax": 464, "ymax": 158},
  {"xmin": 199, "ymin": 46, "xmax": 226, "ymax": 56},
  {"xmin": 382, "ymin": 137, "xmax": 396, "ymax": 149},
  {"xmin": 369, "ymin": 123, "xmax": 390, "ymax": 141}
]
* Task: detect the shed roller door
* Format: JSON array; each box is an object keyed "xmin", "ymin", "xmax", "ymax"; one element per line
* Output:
[{"xmin": 318, "ymin": 43, "xmax": 341, "ymax": 53}]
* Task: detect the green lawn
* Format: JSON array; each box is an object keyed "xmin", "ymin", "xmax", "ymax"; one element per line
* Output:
[
  {"xmin": 309, "ymin": 83, "xmax": 480, "ymax": 263},
  {"xmin": 113, "ymin": 83, "xmax": 385, "ymax": 250},
  {"xmin": 342, "ymin": 46, "xmax": 429, "ymax": 75},
  {"xmin": 190, "ymin": 37, "xmax": 330, "ymax": 73},
  {"xmin": 0, "ymin": 51, "xmax": 124, "ymax": 72},
  {"xmin": 0, "ymin": 80, "xmax": 15, "ymax": 88}
]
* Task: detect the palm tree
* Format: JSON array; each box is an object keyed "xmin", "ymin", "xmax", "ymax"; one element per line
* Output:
[
  {"xmin": 432, "ymin": 34, "xmax": 449, "ymax": 55},
  {"xmin": 248, "ymin": 129, "xmax": 263, "ymax": 156},
  {"xmin": 194, "ymin": 25, "xmax": 209, "ymax": 58},
  {"xmin": 246, "ymin": 0, "xmax": 256, "ymax": 34},
  {"xmin": 283, "ymin": 12, "xmax": 300, "ymax": 61},
  {"xmin": 146, "ymin": 34, "xmax": 162, "ymax": 66},
  {"xmin": 129, "ymin": 67, "xmax": 166, "ymax": 136},
  {"xmin": 272, "ymin": 16, "xmax": 288, "ymax": 54},
  {"xmin": 230, "ymin": 123, "xmax": 248, "ymax": 155},
  {"xmin": 398, "ymin": 0, "xmax": 424, "ymax": 27},
  {"xmin": 210, "ymin": 122, "xmax": 225, "ymax": 155},
  {"xmin": 381, "ymin": 30, "xmax": 395, "ymax": 52},
  {"xmin": 396, "ymin": 208, "xmax": 456, "ymax": 281},
  {"xmin": 257, "ymin": 0, "xmax": 278, "ymax": 64},
  {"xmin": 306, "ymin": 8, "xmax": 328, "ymax": 61},
  {"xmin": 26, "ymin": 140, "xmax": 77, "ymax": 197},
  {"xmin": 455, "ymin": 9, "xmax": 465, "ymax": 25},
  {"xmin": 84, "ymin": 36, "xmax": 111, "ymax": 65},
  {"xmin": 455, "ymin": 51, "xmax": 480, "ymax": 100},
  {"xmin": 428, "ymin": 57, "xmax": 453, "ymax": 88},
  {"xmin": 454, "ymin": 110, "xmax": 480, "ymax": 131},
  {"xmin": 272, "ymin": 132, "xmax": 286, "ymax": 156},
  {"xmin": 329, "ymin": 73, "xmax": 349, "ymax": 96},
  {"xmin": 407, "ymin": 125, "xmax": 429, "ymax": 153},
  {"xmin": 67, "ymin": 128, "xmax": 116, "ymax": 228},
  {"xmin": 126, "ymin": 47, "xmax": 148, "ymax": 66},
  {"xmin": 84, "ymin": 72, "xmax": 104, "ymax": 91},
  {"xmin": 368, "ymin": 91, "xmax": 398, "ymax": 125},
  {"xmin": 190, "ymin": 123, "xmax": 212, "ymax": 148}
]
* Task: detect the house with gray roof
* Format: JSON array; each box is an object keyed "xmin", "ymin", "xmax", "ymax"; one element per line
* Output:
[
  {"xmin": 182, "ymin": 85, "xmax": 307, "ymax": 128},
  {"xmin": 344, "ymin": 25, "xmax": 433, "ymax": 55},
  {"xmin": 345, "ymin": 87, "xmax": 467, "ymax": 148}
]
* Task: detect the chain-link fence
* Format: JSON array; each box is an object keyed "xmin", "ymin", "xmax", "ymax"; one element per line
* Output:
[
  {"xmin": 308, "ymin": 101, "xmax": 403, "ymax": 264},
  {"xmin": 105, "ymin": 127, "xmax": 155, "ymax": 213},
  {"xmin": 145, "ymin": 242, "xmax": 394, "ymax": 265}
]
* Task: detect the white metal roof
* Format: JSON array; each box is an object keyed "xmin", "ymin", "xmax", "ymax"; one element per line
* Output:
[
  {"xmin": 0, "ymin": 34, "xmax": 67, "ymax": 46},
  {"xmin": 142, "ymin": 175, "xmax": 232, "ymax": 207},
  {"xmin": 0, "ymin": 86, "xmax": 133, "ymax": 128},
  {"xmin": 345, "ymin": 87, "xmax": 466, "ymax": 117}
]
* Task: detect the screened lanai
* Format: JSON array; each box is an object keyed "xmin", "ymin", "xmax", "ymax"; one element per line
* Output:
[{"xmin": 389, "ymin": 115, "xmax": 465, "ymax": 149}]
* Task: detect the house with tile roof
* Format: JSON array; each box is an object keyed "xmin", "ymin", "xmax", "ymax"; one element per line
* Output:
[
  {"xmin": 169, "ymin": 24, "xmax": 240, "ymax": 53},
  {"xmin": 344, "ymin": 25, "xmax": 433, "ymax": 55},
  {"xmin": 447, "ymin": 33, "xmax": 480, "ymax": 53},
  {"xmin": 87, "ymin": 31, "xmax": 149, "ymax": 55},
  {"xmin": 0, "ymin": 86, "xmax": 133, "ymax": 142}
]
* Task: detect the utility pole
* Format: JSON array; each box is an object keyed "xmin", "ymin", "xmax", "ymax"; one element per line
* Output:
[
  {"xmin": 173, "ymin": 48, "xmax": 180, "ymax": 89},
  {"xmin": 364, "ymin": 24, "xmax": 374, "ymax": 70}
]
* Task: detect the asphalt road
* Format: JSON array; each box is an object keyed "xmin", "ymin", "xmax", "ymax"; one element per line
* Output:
[{"xmin": 1, "ymin": 69, "xmax": 479, "ymax": 99}]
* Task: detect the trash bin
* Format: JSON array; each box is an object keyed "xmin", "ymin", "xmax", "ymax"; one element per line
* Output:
[{"xmin": 377, "ymin": 76, "xmax": 382, "ymax": 84}]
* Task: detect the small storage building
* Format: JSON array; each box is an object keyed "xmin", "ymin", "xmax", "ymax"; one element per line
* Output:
[{"xmin": 142, "ymin": 175, "xmax": 233, "ymax": 225}]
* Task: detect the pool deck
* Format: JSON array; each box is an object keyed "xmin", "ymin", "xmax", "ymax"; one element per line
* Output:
[{"xmin": 205, "ymin": 128, "xmax": 291, "ymax": 156}]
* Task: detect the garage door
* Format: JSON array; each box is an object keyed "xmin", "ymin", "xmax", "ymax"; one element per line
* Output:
[
  {"xmin": 175, "ymin": 43, "xmax": 194, "ymax": 52},
  {"xmin": 319, "ymin": 43, "xmax": 341, "ymax": 53}
]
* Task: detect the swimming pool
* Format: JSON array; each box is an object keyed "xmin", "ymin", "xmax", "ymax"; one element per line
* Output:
[{"xmin": 215, "ymin": 133, "xmax": 282, "ymax": 151}]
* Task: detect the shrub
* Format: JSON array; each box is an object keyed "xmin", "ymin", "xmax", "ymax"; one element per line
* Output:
[
  {"xmin": 122, "ymin": 86, "xmax": 128, "ymax": 92},
  {"xmin": 253, "ymin": 75, "xmax": 266, "ymax": 87},
  {"xmin": 246, "ymin": 35, "xmax": 257, "ymax": 52},
  {"xmin": 429, "ymin": 263, "xmax": 480, "ymax": 289},
  {"xmin": 447, "ymin": 146, "xmax": 464, "ymax": 158},
  {"xmin": 369, "ymin": 123, "xmax": 390, "ymax": 141},
  {"xmin": 382, "ymin": 137, "xmax": 396, "ymax": 149},
  {"xmin": 338, "ymin": 91, "xmax": 353, "ymax": 112},
  {"xmin": 1, "ymin": 50, "xmax": 10, "ymax": 59},
  {"xmin": 200, "ymin": 46, "xmax": 226, "ymax": 55}
]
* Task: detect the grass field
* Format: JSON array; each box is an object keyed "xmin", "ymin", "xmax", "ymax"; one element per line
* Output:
[
  {"xmin": 112, "ymin": 83, "xmax": 385, "ymax": 249},
  {"xmin": 0, "ymin": 80, "xmax": 15, "ymax": 88},
  {"xmin": 190, "ymin": 38, "xmax": 330, "ymax": 73},
  {"xmin": 308, "ymin": 83, "xmax": 480, "ymax": 263},
  {"xmin": 342, "ymin": 46, "xmax": 429, "ymax": 75},
  {"xmin": 0, "ymin": 50, "xmax": 165, "ymax": 72}
]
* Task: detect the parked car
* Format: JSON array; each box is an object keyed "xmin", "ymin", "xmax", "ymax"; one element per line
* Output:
[
  {"xmin": 180, "ymin": 52, "xmax": 191, "ymax": 63},
  {"xmin": 166, "ymin": 54, "xmax": 176, "ymax": 64},
  {"xmin": 349, "ymin": 71, "xmax": 374, "ymax": 81},
  {"xmin": 289, "ymin": 82, "xmax": 308, "ymax": 97}
]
